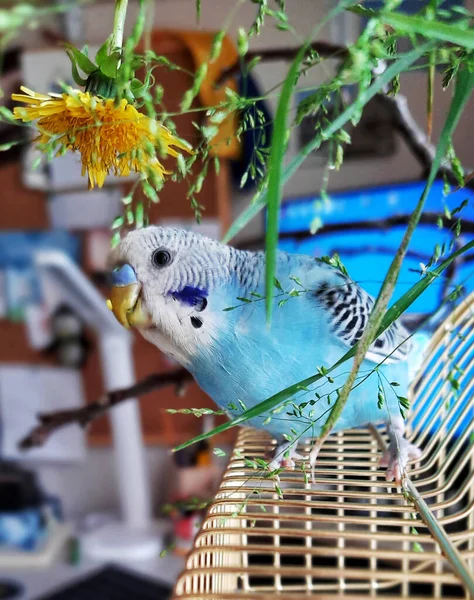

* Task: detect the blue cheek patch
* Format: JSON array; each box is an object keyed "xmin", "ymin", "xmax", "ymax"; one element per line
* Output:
[
  {"xmin": 111, "ymin": 264, "xmax": 138, "ymax": 287},
  {"xmin": 171, "ymin": 286, "xmax": 208, "ymax": 307}
]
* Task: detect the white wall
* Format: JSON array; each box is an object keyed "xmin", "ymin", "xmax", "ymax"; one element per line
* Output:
[
  {"xmin": 36, "ymin": 446, "xmax": 171, "ymax": 519},
  {"xmin": 35, "ymin": 443, "xmax": 230, "ymax": 520}
]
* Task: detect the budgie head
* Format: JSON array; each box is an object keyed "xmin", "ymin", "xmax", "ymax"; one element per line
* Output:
[{"xmin": 107, "ymin": 227, "xmax": 235, "ymax": 365}]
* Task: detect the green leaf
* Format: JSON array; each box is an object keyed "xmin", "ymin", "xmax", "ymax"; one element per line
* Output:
[
  {"xmin": 245, "ymin": 56, "xmax": 261, "ymax": 73},
  {"xmin": 112, "ymin": 216, "xmax": 124, "ymax": 229},
  {"xmin": 130, "ymin": 78, "xmax": 146, "ymax": 98},
  {"xmin": 142, "ymin": 181, "xmax": 158, "ymax": 202},
  {"xmin": 95, "ymin": 35, "xmax": 112, "ymax": 66},
  {"xmin": 177, "ymin": 153, "xmax": 187, "ymax": 177},
  {"xmin": 99, "ymin": 50, "xmax": 121, "ymax": 78},
  {"xmin": 172, "ymin": 237, "xmax": 474, "ymax": 453},
  {"xmin": 377, "ymin": 391, "xmax": 384, "ymax": 409},
  {"xmin": 451, "ymin": 198, "xmax": 468, "ymax": 216},
  {"xmin": 310, "ymin": 216, "xmax": 323, "ymax": 234},
  {"xmin": 135, "ymin": 202, "xmax": 144, "ymax": 228},
  {"xmin": 383, "ymin": 13, "xmax": 474, "ymax": 49},
  {"xmin": 66, "ymin": 51, "xmax": 88, "ymax": 86},
  {"xmin": 111, "ymin": 232, "xmax": 121, "ymax": 249},
  {"xmin": 346, "ymin": 4, "xmax": 378, "ymax": 18},
  {"xmin": 210, "ymin": 31, "xmax": 225, "ymax": 62},
  {"xmin": 31, "ymin": 156, "xmax": 43, "ymax": 171},
  {"xmin": 238, "ymin": 399, "xmax": 247, "ymax": 411},
  {"xmin": 289, "ymin": 276, "xmax": 303, "ymax": 287},
  {"xmin": 222, "ymin": 41, "xmax": 435, "ymax": 244},
  {"xmin": 413, "ymin": 541, "xmax": 424, "ymax": 553},
  {"xmin": 0, "ymin": 106, "xmax": 15, "ymax": 123},
  {"xmin": 181, "ymin": 89, "xmax": 195, "ymax": 112},
  {"xmin": 237, "ymin": 28, "xmax": 248, "ymax": 57},
  {"xmin": 63, "ymin": 43, "xmax": 97, "ymax": 74},
  {"xmin": 264, "ymin": 41, "xmax": 308, "ymax": 323},
  {"xmin": 0, "ymin": 140, "xmax": 22, "ymax": 151},
  {"xmin": 274, "ymin": 278, "xmax": 284, "ymax": 293},
  {"xmin": 193, "ymin": 63, "xmax": 208, "ymax": 95},
  {"xmin": 398, "ymin": 396, "xmax": 411, "ymax": 409}
]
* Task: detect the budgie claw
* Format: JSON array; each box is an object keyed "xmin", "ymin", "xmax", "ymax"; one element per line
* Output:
[
  {"xmin": 268, "ymin": 443, "xmax": 305, "ymax": 472},
  {"xmin": 379, "ymin": 439, "xmax": 422, "ymax": 483},
  {"xmin": 269, "ymin": 457, "xmax": 296, "ymax": 471}
]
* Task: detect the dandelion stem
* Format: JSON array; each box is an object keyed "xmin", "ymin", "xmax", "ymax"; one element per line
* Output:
[{"xmin": 112, "ymin": 0, "xmax": 129, "ymax": 50}]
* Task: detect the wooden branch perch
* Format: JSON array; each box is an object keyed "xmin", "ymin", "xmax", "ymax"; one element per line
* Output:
[
  {"xmin": 378, "ymin": 92, "xmax": 474, "ymax": 188},
  {"xmin": 18, "ymin": 368, "xmax": 192, "ymax": 450}
]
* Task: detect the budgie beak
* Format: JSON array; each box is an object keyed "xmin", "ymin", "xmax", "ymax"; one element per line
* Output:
[{"xmin": 107, "ymin": 264, "xmax": 149, "ymax": 329}]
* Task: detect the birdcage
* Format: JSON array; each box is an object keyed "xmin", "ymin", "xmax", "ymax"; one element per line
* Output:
[{"xmin": 171, "ymin": 291, "xmax": 474, "ymax": 599}]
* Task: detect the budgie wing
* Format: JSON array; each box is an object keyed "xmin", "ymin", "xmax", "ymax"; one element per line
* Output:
[{"xmin": 311, "ymin": 263, "xmax": 412, "ymax": 365}]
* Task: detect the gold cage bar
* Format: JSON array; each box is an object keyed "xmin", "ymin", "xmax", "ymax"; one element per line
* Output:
[{"xmin": 172, "ymin": 292, "xmax": 474, "ymax": 599}]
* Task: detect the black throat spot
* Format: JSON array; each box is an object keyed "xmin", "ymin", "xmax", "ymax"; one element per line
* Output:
[{"xmin": 190, "ymin": 316, "xmax": 203, "ymax": 329}]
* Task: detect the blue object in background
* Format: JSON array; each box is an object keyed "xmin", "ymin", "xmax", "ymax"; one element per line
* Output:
[
  {"xmin": 0, "ymin": 494, "xmax": 62, "ymax": 552},
  {"xmin": 0, "ymin": 231, "xmax": 81, "ymax": 321},
  {"xmin": 275, "ymin": 180, "xmax": 474, "ymax": 315},
  {"xmin": 0, "ymin": 509, "xmax": 46, "ymax": 551}
]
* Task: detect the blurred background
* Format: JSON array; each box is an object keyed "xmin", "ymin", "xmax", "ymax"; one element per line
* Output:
[{"xmin": 0, "ymin": 0, "xmax": 474, "ymax": 598}]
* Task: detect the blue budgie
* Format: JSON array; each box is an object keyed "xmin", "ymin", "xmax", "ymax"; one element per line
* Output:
[{"xmin": 108, "ymin": 227, "xmax": 421, "ymax": 482}]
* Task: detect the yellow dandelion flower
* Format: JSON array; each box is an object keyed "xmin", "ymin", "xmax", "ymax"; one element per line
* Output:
[{"xmin": 12, "ymin": 86, "xmax": 192, "ymax": 189}]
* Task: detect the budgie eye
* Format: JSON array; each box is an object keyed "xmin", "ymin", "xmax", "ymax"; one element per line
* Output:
[{"xmin": 152, "ymin": 248, "xmax": 172, "ymax": 268}]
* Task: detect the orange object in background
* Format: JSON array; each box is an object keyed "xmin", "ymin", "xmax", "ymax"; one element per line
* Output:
[{"xmin": 142, "ymin": 30, "xmax": 241, "ymax": 160}]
